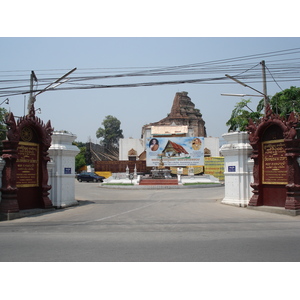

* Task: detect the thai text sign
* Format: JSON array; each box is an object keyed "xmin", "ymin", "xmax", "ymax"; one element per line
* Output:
[
  {"xmin": 146, "ymin": 137, "xmax": 204, "ymax": 167},
  {"xmin": 16, "ymin": 142, "xmax": 39, "ymax": 187},
  {"xmin": 204, "ymin": 157, "xmax": 224, "ymax": 181},
  {"xmin": 262, "ymin": 139, "xmax": 287, "ymax": 185}
]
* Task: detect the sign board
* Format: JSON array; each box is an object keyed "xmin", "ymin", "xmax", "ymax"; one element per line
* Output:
[
  {"xmin": 146, "ymin": 137, "xmax": 204, "ymax": 167},
  {"xmin": 262, "ymin": 139, "xmax": 287, "ymax": 185},
  {"xmin": 16, "ymin": 142, "xmax": 39, "ymax": 188},
  {"xmin": 64, "ymin": 168, "xmax": 71, "ymax": 174},
  {"xmin": 228, "ymin": 166, "xmax": 236, "ymax": 172}
]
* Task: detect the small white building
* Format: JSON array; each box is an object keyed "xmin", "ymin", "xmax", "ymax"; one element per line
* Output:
[
  {"xmin": 119, "ymin": 138, "xmax": 145, "ymax": 161},
  {"xmin": 203, "ymin": 137, "xmax": 220, "ymax": 157}
]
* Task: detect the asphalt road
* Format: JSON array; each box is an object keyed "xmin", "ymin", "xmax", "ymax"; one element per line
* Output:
[{"xmin": 1, "ymin": 181, "xmax": 300, "ymax": 262}]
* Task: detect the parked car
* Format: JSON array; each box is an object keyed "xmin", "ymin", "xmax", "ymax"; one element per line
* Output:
[{"xmin": 77, "ymin": 172, "xmax": 105, "ymax": 183}]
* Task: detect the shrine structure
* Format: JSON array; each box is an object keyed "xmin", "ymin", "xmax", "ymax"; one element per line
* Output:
[
  {"xmin": 0, "ymin": 105, "xmax": 53, "ymax": 220},
  {"xmin": 247, "ymin": 104, "xmax": 300, "ymax": 213}
]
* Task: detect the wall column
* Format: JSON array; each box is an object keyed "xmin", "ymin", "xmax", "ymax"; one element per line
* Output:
[
  {"xmin": 220, "ymin": 132, "xmax": 253, "ymax": 207},
  {"xmin": 48, "ymin": 132, "xmax": 79, "ymax": 208}
]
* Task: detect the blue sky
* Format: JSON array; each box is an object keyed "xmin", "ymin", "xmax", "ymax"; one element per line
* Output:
[
  {"xmin": 2, "ymin": 37, "xmax": 300, "ymax": 143},
  {"xmin": 1, "ymin": 3, "xmax": 299, "ymax": 143}
]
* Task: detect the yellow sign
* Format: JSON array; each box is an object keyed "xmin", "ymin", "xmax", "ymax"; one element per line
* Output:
[
  {"xmin": 16, "ymin": 142, "xmax": 39, "ymax": 188},
  {"xmin": 262, "ymin": 139, "xmax": 287, "ymax": 185}
]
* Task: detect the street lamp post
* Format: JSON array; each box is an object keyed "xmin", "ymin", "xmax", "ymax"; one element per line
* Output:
[
  {"xmin": 221, "ymin": 93, "xmax": 264, "ymax": 97},
  {"xmin": 0, "ymin": 98, "xmax": 9, "ymax": 105}
]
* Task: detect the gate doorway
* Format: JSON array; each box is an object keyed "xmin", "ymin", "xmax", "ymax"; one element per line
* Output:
[
  {"xmin": 0, "ymin": 105, "xmax": 53, "ymax": 215},
  {"xmin": 248, "ymin": 105, "xmax": 300, "ymax": 211}
]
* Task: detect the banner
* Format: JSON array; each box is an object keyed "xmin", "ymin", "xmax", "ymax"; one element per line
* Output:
[{"xmin": 146, "ymin": 137, "xmax": 204, "ymax": 167}]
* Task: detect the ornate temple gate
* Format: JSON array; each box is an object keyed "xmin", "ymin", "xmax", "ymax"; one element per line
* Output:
[
  {"xmin": 0, "ymin": 105, "xmax": 53, "ymax": 216},
  {"xmin": 247, "ymin": 105, "xmax": 300, "ymax": 210}
]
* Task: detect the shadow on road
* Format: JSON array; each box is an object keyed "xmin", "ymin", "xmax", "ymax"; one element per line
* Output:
[{"xmin": 77, "ymin": 200, "xmax": 95, "ymax": 206}]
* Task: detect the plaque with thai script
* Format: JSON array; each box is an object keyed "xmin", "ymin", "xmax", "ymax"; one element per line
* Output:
[
  {"xmin": 16, "ymin": 142, "xmax": 39, "ymax": 187},
  {"xmin": 262, "ymin": 139, "xmax": 287, "ymax": 185}
]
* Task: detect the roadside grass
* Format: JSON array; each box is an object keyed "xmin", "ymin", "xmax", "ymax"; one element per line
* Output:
[
  {"xmin": 183, "ymin": 182, "xmax": 218, "ymax": 185},
  {"xmin": 102, "ymin": 183, "xmax": 134, "ymax": 186},
  {"xmin": 101, "ymin": 182, "xmax": 220, "ymax": 186}
]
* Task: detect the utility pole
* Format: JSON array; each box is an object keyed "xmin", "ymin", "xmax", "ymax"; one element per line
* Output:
[
  {"xmin": 26, "ymin": 68, "xmax": 76, "ymax": 114},
  {"xmin": 225, "ymin": 60, "xmax": 269, "ymax": 115},
  {"xmin": 28, "ymin": 71, "xmax": 38, "ymax": 113},
  {"xmin": 261, "ymin": 60, "xmax": 269, "ymax": 113}
]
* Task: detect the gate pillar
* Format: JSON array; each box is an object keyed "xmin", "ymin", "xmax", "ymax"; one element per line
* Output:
[{"xmin": 247, "ymin": 105, "xmax": 300, "ymax": 213}]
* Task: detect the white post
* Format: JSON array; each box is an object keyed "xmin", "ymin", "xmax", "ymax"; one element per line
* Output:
[
  {"xmin": 48, "ymin": 132, "xmax": 80, "ymax": 208},
  {"xmin": 134, "ymin": 164, "xmax": 137, "ymax": 179},
  {"xmin": 47, "ymin": 158, "xmax": 55, "ymax": 202},
  {"xmin": 220, "ymin": 132, "xmax": 253, "ymax": 207}
]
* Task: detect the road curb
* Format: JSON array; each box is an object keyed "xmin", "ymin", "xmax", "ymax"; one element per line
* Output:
[{"xmin": 99, "ymin": 183, "xmax": 224, "ymax": 190}]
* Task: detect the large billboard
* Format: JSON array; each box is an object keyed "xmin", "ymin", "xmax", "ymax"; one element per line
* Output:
[{"xmin": 146, "ymin": 137, "xmax": 204, "ymax": 167}]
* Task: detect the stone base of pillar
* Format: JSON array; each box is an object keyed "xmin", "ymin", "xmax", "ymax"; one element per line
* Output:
[
  {"xmin": 0, "ymin": 212, "xmax": 20, "ymax": 221},
  {"xmin": 247, "ymin": 205, "xmax": 300, "ymax": 216},
  {"xmin": 221, "ymin": 198, "xmax": 248, "ymax": 207},
  {"xmin": 0, "ymin": 190, "xmax": 19, "ymax": 214},
  {"xmin": 0, "ymin": 207, "xmax": 56, "ymax": 221}
]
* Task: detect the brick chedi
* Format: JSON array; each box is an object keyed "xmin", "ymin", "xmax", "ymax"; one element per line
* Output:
[{"xmin": 142, "ymin": 91, "xmax": 207, "ymax": 137}]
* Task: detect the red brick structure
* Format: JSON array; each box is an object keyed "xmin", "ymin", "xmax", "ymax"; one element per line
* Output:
[
  {"xmin": 247, "ymin": 104, "xmax": 300, "ymax": 211},
  {"xmin": 142, "ymin": 91, "xmax": 207, "ymax": 138},
  {"xmin": 94, "ymin": 160, "xmax": 151, "ymax": 174}
]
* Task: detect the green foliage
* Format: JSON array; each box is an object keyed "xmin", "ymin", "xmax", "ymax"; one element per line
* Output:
[
  {"xmin": 75, "ymin": 146, "xmax": 87, "ymax": 173},
  {"xmin": 226, "ymin": 99, "xmax": 263, "ymax": 131},
  {"xmin": 226, "ymin": 86, "xmax": 300, "ymax": 132},
  {"xmin": 96, "ymin": 115, "xmax": 124, "ymax": 147},
  {"xmin": 102, "ymin": 183, "xmax": 134, "ymax": 186},
  {"xmin": 73, "ymin": 141, "xmax": 85, "ymax": 148},
  {"xmin": 0, "ymin": 107, "xmax": 8, "ymax": 139},
  {"xmin": 268, "ymin": 86, "xmax": 300, "ymax": 117},
  {"xmin": 73, "ymin": 141, "xmax": 88, "ymax": 172},
  {"xmin": 0, "ymin": 107, "xmax": 8, "ymax": 154}
]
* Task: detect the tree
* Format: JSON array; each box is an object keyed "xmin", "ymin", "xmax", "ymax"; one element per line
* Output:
[
  {"xmin": 0, "ymin": 107, "xmax": 8, "ymax": 154},
  {"xmin": 96, "ymin": 115, "xmax": 124, "ymax": 147},
  {"xmin": 73, "ymin": 141, "xmax": 87, "ymax": 173},
  {"xmin": 226, "ymin": 86, "xmax": 300, "ymax": 132},
  {"xmin": 226, "ymin": 99, "xmax": 262, "ymax": 131},
  {"xmin": 259, "ymin": 86, "xmax": 300, "ymax": 118},
  {"xmin": 75, "ymin": 146, "xmax": 86, "ymax": 173}
]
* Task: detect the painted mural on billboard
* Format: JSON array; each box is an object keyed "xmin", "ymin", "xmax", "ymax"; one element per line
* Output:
[{"xmin": 146, "ymin": 137, "xmax": 204, "ymax": 167}]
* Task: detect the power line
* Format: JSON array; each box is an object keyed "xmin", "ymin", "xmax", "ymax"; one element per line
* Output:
[{"xmin": 0, "ymin": 47, "xmax": 300, "ymax": 97}]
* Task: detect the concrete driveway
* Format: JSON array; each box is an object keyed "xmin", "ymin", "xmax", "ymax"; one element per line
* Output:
[{"xmin": 0, "ymin": 181, "xmax": 300, "ymax": 262}]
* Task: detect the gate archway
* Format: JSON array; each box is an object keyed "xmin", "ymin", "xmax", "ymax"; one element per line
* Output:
[
  {"xmin": 0, "ymin": 105, "xmax": 53, "ymax": 215},
  {"xmin": 247, "ymin": 105, "xmax": 300, "ymax": 210}
]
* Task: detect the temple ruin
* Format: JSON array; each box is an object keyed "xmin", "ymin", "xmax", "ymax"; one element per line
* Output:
[{"xmin": 141, "ymin": 91, "xmax": 207, "ymax": 139}]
